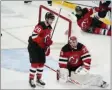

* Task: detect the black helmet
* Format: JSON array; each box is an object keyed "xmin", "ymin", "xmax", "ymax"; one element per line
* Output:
[
  {"xmin": 45, "ymin": 12, "xmax": 55, "ymax": 20},
  {"xmin": 75, "ymin": 6, "xmax": 82, "ymax": 12}
]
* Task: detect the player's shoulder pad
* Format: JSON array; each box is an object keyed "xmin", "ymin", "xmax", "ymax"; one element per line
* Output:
[
  {"xmin": 75, "ymin": 14, "xmax": 81, "ymax": 20},
  {"xmin": 76, "ymin": 8, "xmax": 88, "ymax": 19},
  {"xmin": 38, "ymin": 21, "xmax": 52, "ymax": 30},
  {"xmin": 82, "ymin": 8, "xmax": 88, "ymax": 14},
  {"xmin": 48, "ymin": 25, "xmax": 52, "ymax": 30},
  {"xmin": 38, "ymin": 21, "xmax": 45, "ymax": 26},
  {"xmin": 77, "ymin": 42, "xmax": 84, "ymax": 50},
  {"xmin": 61, "ymin": 44, "xmax": 71, "ymax": 52},
  {"xmin": 83, "ymin": 8, "xmax": 88, "ymax": 11}
]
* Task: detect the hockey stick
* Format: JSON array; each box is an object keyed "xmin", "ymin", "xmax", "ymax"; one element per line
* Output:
[
  {"xmin": 51, "ymin": 1, "xmax": 64, "ymax": 38},
  {"xmin": 45, "ymin": 1, "xmax": 64, "ymax": 71},
  {"xmin": 67, "ymin": 77, "xmax": 89, "ymax": 88},
  {"xmin": 44, "ymin": 65, "xmax": 84, "ymax": 87},
  {"xmin": 67, "ymin": 77, "xmax": 81, "ymax": 85},
  {"xmin": 45, "ymin": 63, "xmax": 99, "ymax": 88},
  {"xmin": 45, "ymin": 65, "xmax": 57, "ymax": 72}
]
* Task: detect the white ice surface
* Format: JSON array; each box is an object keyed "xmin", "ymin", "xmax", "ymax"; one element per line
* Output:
[{"xmin": 1, "ymin": 1, "xmax": 111, "ymax": 89}]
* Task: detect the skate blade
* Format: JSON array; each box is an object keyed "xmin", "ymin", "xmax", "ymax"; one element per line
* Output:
[
  {"xmin": 29, "ymin": 84, "xmax": 36, "ymax": 89},
  {"xmin": 36, "ymin": 83, "xmax": 45, "ymax": 88},
  {"xmin": 102, "ymin": 84, "xmax": 109, "ymax": 88}
]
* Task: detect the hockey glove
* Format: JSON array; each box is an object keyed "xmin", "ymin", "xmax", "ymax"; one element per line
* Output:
[
  {"xmin": 44, "ymin": 35, "xmax": 53, "ymax": 46},
  {"xmin": 99, "ymin": 1, "xmax": 111, "ymax": 11},
  {"xmin": 75, "ymin": 66, "xmax": 89, "ymax": 75},
  {"xmin": 45, "ymin": 47, "xmax": 50, "ymax": 56}
]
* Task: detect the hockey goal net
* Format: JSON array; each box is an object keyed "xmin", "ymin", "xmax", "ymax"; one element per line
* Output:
[{"xmin": 38, "ymin": 5, "xmax": 72, "ymax": 49}]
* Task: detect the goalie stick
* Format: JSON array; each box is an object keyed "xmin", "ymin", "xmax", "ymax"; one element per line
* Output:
[{"xmin": 67, "ymin": 76, "xmax": 89, "ymax": 88}]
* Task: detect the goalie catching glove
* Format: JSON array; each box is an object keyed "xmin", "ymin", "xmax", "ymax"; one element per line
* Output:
[{"xmin": 74, "ymin": 66, "xmax": 89, "ymax": 75}]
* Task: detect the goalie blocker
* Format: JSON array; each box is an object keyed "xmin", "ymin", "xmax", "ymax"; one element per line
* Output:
[{"xmin": 57, "ymin": 36, "xmax": 108, "ymax": 88}]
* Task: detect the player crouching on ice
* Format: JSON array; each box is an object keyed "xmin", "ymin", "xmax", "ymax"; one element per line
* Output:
[
  {"xmin": 57, "ymin": 36, "xmax": 108, "ymax": 88},
  {"xmin": 28, "ymin": 12, "xmax": 55, "ymax": 88},
  {"xmin": 72, "ymin": 1, "xmax": 111, "ymax": 36}
]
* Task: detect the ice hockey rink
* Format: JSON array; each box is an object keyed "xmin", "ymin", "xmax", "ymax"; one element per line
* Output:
[{"xmin": 1, "ymin": 1, "xmax": 111, "ymax": 89}]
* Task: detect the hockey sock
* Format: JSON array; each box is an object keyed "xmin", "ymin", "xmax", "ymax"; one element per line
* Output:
[
  {"xmin": 29, "ymin": 63, "xmax": 38, "ymax": 80},
  {"xmin": 94, "ymin": 28, "xmax": 111, "ymax": 36},
  {"xmin": 36, "ymin": 63, "xmax": 44, "ymax": 79}
]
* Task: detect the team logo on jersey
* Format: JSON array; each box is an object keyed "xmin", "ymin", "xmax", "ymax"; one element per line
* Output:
[
  {"xmin": 81, "ymin": 18, "xmax": 89, "ymax": 29},
  {"xmin": 69, "ymin": 55, "xmax": 79, "ymax": 64}
]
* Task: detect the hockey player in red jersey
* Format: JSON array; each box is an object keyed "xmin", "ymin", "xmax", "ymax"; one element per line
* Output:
[
  {"xmin": 57, "ymin": 36, "xmax": 108, "ymax": 88},
  {"xmin": 27, "ymin": 12, "xmax": 55, "ymax": 88},
  {"xmin": 59, "ymin": 36, "xmax": 91, "ymax": 71},
  {"xmin": 72, "ymin": 1, "xmax": 111, "ymax": 36}
]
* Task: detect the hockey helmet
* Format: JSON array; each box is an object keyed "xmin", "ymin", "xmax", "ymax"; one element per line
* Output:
[
  {"xmin": 75, "ymin": 6, "xmax": 82, "ymax": 12},
  {"xmin": 45, "ymin": 12, "xmax": 55, "ymax": 20}
]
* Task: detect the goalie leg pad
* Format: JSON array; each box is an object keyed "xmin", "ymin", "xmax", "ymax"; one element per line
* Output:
[
  {"xmin": 83, "ymin": 74, "xmax": 103, "ymax": 86},
  {"xmin": 57, "ymin": 68, "xmax": 69, "ymax": 83},
  {"xmin": 71, "ymin": 72, "xmax": 106, "ymax": 87},
  {"xmin": 71, "ymin": 71, "xmax": 90, "ymax": 84}
]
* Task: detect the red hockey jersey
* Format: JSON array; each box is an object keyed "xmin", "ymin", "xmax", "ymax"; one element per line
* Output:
[
  {"xmin": 76, "ymin": 8, "xmax": 99, "ymax": 31},
  {"xmin": 59, "ymin": 43, "xmax": 91, "ymax": 70},
  {"xmin": 31, "ymin": 21, "xmax": 52, "ymax": 49}
]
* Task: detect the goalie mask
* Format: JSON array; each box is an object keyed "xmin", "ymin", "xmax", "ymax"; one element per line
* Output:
[
  {"xmin": 68, "ymin": 36, "xmax": 78, "ymax": 49},
  {"xmin": 45, "ymin": 12, "xmax": 55, "ymax": 25}
]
